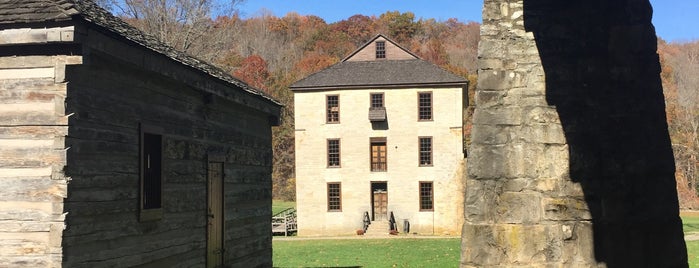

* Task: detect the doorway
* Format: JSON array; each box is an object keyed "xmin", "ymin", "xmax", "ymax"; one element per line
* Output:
[
  {"xmin": 207, "ymin": 161, "xmax": 224, "ymax": 268},
  {"xmin": 371, "ymin": 182, "xmax": 387, "ymax": 221}
]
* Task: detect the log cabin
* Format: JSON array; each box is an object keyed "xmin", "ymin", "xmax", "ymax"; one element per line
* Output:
[{"xmin": 0, "ymin": 0, "xmax": 281, "ymax": 267}]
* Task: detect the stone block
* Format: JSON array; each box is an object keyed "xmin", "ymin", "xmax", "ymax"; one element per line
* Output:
[
  {"xmin": 463, "ymin": 223, "xmax": 565, "ymax": 266},
  {"xmin": 518, "ymin": 124, "xmax": 566, "ymax": 145},
  {"xmin": 474, "ymin": 90, "xmax": 505, "ymax": 108},
  {"xmin": 478, "ymin": 58, "xmax": 504, "ymax": 70},
  {"xmin": 503, "ymin": 87, "xmax": 547, "ymax": 107},
  {"xmin": 460, "ymin": 224, "xmax": 505, "ymax": 266},
  {"xmin": 495, "ymin": 192, "xmax": 542, "ymax": 224},
  {"xmin": 466, "ymin": 144, "xmax": 508, "ymax": 180},
  {"xmin": 472, "ymin": 106, "xmax": 523, "ymax": 126},
  {"xmin": 540, "ymin": 145, "xmax": 570, "ymax": 180},
  {"xmin": 560, "ymin": 222, "xmax": 596, "ymax": 265},
  {"xmin": 542, "ymin": 197, "xmax": 591, "ymax": 221},
  {"xmin": 470, "ymin": 124, "xmax": 510, "ymax": 145},
  {"xmin": 525, "ymin": 106, "xmax": 562, "ymax": 125},
  {"xmin": 477, "ymin": 70, "xmax": 522, "ymax": 91},
  {"xmin": 463, "ymin": 179, "xmax": 501, "ymax": 223},
  {"xmin": 502, "ymin": 178, "xmax": 533, "ymax": 192}
]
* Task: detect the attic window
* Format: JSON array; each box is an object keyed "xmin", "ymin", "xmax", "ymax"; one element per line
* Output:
[{"xmin": 376, "ymin": 41, "xmax": 386, "ymax": 59}]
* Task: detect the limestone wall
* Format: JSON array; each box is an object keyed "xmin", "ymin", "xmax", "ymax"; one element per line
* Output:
[
  {"xmin": 462, "ymin": 0, "xmax": 687, "ymax": 267},
  {"xmin": 295, "ymin": 87, "xmax": 464, "ymax": 236}
]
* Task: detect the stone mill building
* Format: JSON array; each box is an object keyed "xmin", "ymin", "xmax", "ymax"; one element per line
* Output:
[
  {"xmin": 0, "ymin": 0, "xmax": 281, "ymax": 267},
  {"xmin": 291, "ymin": 34, "xmax": 468, "ymax": 236}
]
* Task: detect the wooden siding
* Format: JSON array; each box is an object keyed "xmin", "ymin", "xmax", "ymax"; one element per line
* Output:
[
  {"xmin": 0, "ymin": 55, "xmax": 80, "ymax": 267},
  {"xmin": 59, "ymin": 49, "xmax": 274, "ymax": 267},
  {"xmin": 1, "ymin": 19, "xmax": 277, "ymax": 267},
  {"xmin": 345, "ymin": 36, "xmax": 417, "ymax": 62}
]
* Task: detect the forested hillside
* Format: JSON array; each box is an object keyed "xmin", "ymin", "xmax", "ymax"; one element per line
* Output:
[
  {"xmin": 100, "ymin": 0, "xmax": 699, "ymax": 207},
  {"xmin": 659, "ymin": 39, "xmax": 699, "ymax": 208}
]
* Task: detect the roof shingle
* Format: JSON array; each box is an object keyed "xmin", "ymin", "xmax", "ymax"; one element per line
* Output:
[
  {"xmin": 290, "ymin": 59, "xmax": 468, "ymax": 91},
  {"xmin": 0, "ymin": 0, "xmax": 77, "ymax": 24},
  {"xmin": 0, "ymin": 0, "xmax": 280, "ymax": 106}
]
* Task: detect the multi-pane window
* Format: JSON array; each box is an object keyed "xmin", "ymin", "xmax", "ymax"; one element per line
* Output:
[
  {"xmin": 420, "ymin": 182, "xmax": 434, "ymax": 211},
  {"xmin": 327, "ymin": 139, "xmax": 340, "ymax": 167},
  {"xmin": 370, "ymin": 93, "xmax": 384, "ymax": 108},
  {"xmin": 327, "ymin": 183, "xmax": 342, "ymax": 211},
  {"xmin": 418, "ymin": 92, "xmax": 432, "ymax": 121},
  {"xmin": 140, "ymin": 124, "xmax": 163, "ymax": 221},
  {"xmin": 326, "ymin": 95, "xmax": 339, "ymax": 123},
  {"xmin": 376, "ymin": 41, "xmax": 386, "ymax": 59},
  {"xmin": 370, "ymin": 139, "xmax": 387, "ymax": 171},
  {"xmin": 419, "ymin": 137, "xmax": 433, "ymax": 166}
]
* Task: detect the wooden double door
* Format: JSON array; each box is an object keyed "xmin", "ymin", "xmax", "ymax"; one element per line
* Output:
[{"xmin": 371, "ymin": 182, "xmax": 388, "ymax": 221}]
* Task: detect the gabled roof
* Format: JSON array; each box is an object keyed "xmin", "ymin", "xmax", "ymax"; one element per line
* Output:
[
  {"xmin": 0, "ymin": 0, "xmax": 77, "ymax": 24},
  {"xmin": 290, "ymin": 34, "xmax": 468, "ymax": 91},
  {"xmin": 341, "ymin": 34, "xmax": 420, "ymax": 62},
  {"xmin": 290, "ymin": 59, "xmax": 468, "ymax": 91},
  {"xmin": 0, "ymin": 0, "xmax": 281, "ymax": 107}
]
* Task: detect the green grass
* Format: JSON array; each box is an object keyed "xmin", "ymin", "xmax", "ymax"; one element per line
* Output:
[
  {"xmin": 688, "ymin": 240, "xmax": 699, "ymax": 268},
  {"xmin": 272, "ymin": 200, "xmax": 296, "ymax": 216},
  {"xmin": 273, "ymin": 238, "xmax": 460, "ymax": 268},
  {"xmin": 684, "ymin": 213, "xmax": 699, "ymax": 267},
  {"xmin": 684, "ymin": 214, "xmax": 699, "ymax": 234}
]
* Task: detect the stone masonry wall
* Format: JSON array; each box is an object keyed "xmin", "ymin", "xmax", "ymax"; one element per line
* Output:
[
  {"xmin": 462, "ymin": 0, "xmax": 687, "ymax": 267},
  {"xmin": 294, "ymin": 86, "xmax": 464, "ymax": 236}
]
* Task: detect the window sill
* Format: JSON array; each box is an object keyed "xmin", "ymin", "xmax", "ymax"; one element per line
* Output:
[{"xmin": 139, "ymin": 208, "xmax": 163, "ymax": 222}]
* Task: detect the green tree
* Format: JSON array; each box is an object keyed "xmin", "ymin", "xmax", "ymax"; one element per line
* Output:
[{"xmin": 378, "ymin": 11, "xmax": 421, "ymax": 44}]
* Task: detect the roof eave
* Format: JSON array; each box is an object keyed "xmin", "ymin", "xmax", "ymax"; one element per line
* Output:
[{"xmin": 289, "ymin": 81, "xmax": 468, "ymax": 92}]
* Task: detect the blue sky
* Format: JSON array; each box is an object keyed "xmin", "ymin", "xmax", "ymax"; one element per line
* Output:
[{"xmin": 238, "ymin": 0, "xmax": 698, "ymax": 42}]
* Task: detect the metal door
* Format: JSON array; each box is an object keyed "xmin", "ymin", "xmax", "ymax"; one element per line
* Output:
[{"xmin": 207, "ymin": 162, "xmax": 224, "ymax": 268}]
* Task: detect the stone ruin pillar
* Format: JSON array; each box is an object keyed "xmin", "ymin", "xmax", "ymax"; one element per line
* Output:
[{"xmin": 462, "ymin": 0, "xmax": 687, "ymax": 267}]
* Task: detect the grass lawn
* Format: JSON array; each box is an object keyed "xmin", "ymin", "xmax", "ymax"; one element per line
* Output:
[
  {"xmin": 272, "ymin": 200, "xmax": 296, "ymax": 216},
  {"xmin": 688, "ymin": 240, "xmax": 699, "ymax": 268},
  {"xmin": 684, "ymin": 212, "xmax": 699, "ymax": 234},
  {"xmin": 683, "ymin": 212, "xmax": 699, "ymax": 267},
  {"xmin": 273, "ymin": 238, "xmax": 461, "ymax": 268}
]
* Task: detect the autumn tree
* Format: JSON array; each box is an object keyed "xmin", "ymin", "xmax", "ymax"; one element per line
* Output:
[
  {"xmin": 100, "ymin": 0, "xmax": 243, "ymax": 55},
  {"xmin": 233, "ymin": 54, "xmax": 270, "ymax": 93},
  {"xmin": 378, "ymin": 11, "xmax": 421, "ymax": 44},
  {"xmin": 659, "ymin": 39, "xmax": 699, "ymax": 208},
  {"xmin": 331, "ymin": 15, "xmax": 377, "ymax": 46},
  {"xmin": 293, "ymin": 53, "xmax": 338, "ymax": 77},
  {"xmin": 443, "ymin": 19, "xmax": 480, "ymax": 74}
]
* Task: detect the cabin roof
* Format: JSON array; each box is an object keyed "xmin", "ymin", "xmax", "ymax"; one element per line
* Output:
[{"xmin": 0, "ymin": 0, "xmax": 281, "ymax": 107}]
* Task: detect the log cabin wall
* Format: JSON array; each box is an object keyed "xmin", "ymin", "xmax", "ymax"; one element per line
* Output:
[
  {"xmin": 57, "ymin": 24, "xmax": 276, "ymax": 267},
  {"xmin": 0, "ymin": 52, "xmax": 78, "ymax": 267},
  {"xmin": 0, "ymin": 15, "xmax": 279, "ymax": 267}
]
